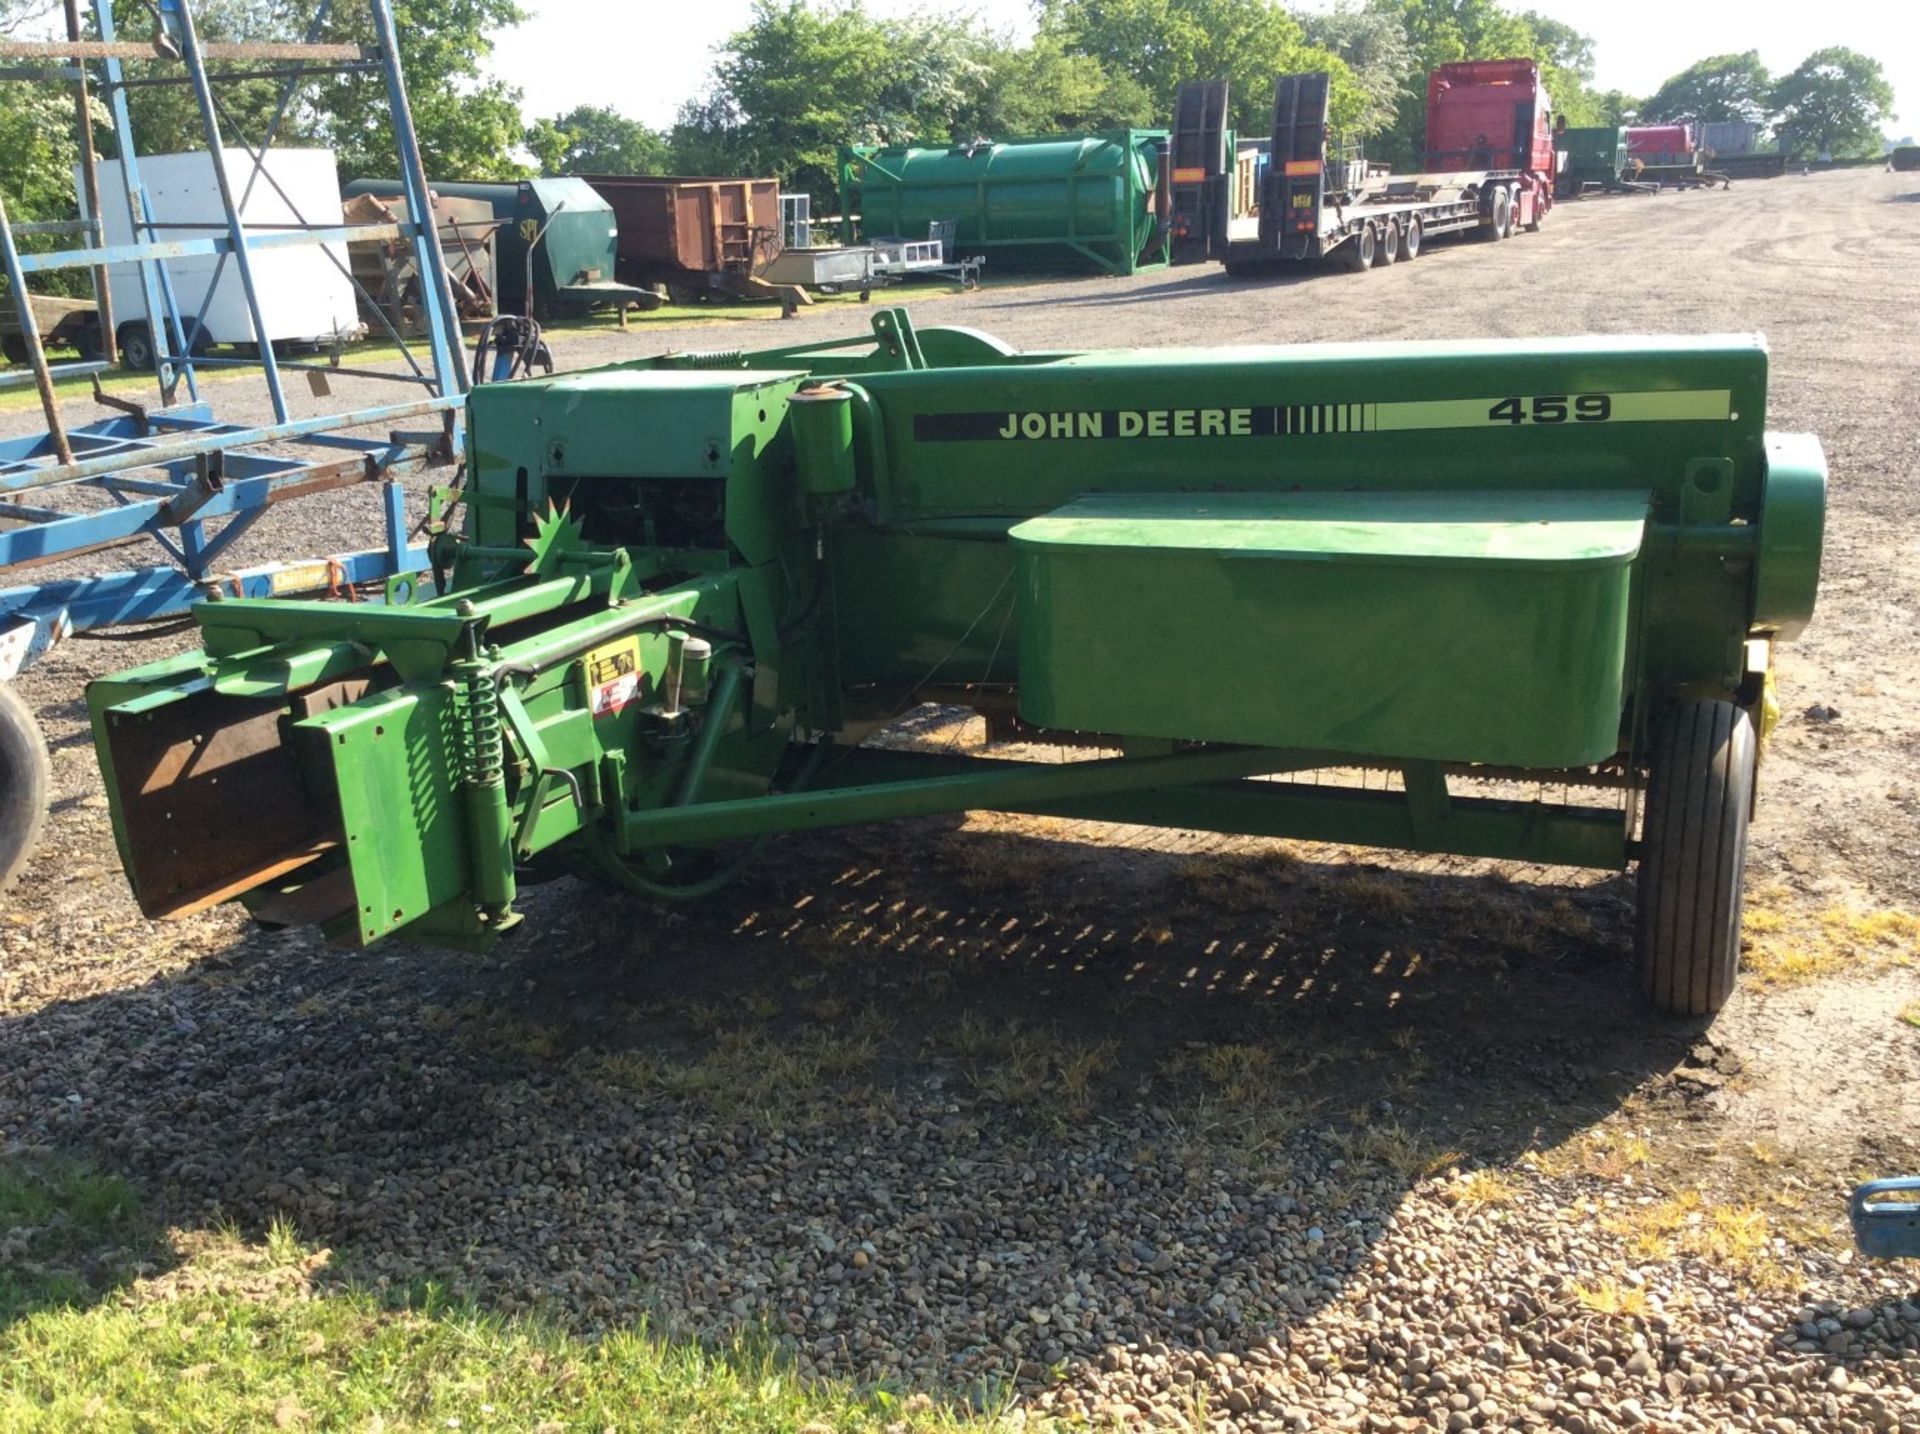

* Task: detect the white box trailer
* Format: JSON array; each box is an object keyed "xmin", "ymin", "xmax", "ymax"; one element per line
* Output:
[{"xmin": 83, "ymin": 148, "xmax": 365, "ymax": 368}]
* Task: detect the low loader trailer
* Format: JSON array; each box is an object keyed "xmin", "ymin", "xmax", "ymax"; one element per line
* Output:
[
  {"xmin": 87, "ymin": 310, "xmax": 1823, "ymax": 1017},
  {"xmin": 1191, "ymin": 63, "xmax": 1555, "ymax": 277}
]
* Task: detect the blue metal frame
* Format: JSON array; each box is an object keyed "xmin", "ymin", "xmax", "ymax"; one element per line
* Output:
[{"xmin": 0, "ymin": 0, "xmax": 467, "ymax": 679}]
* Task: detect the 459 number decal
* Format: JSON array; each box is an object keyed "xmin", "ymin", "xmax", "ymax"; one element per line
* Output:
[{"xmin": 1487, "ymin": 394, "xmax": 1613, "ymax": 425}]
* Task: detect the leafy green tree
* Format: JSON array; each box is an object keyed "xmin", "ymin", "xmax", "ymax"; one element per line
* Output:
[
  {"xmin": 671, "ymin": 2, "xmax": 1012, "ymax": 203},
  {"xmin": 526, "ymin": 106, "xmax": 669, "ymax": 175},
  {"xmin": 1300, "ymin": 3, "xmax": 1414, "ymax": 138},
  {"xmin": 306, "ymin": 0, "xmax": 529, "ymax": 180},
  {"xmin": 1591, "ymin": 89, "xmax": 1639, "ymax": 125},
  {"xmin": 1039, "ymin": 0, "xmax": 1365, "ymax": 141},
  {"xmin": 1769, "ymin": 47, "xmax": 1893, "ymax": 159},
  {"xmin": 966, "ymin": 35, "xmax": 1154, "ymax": 136},
  {"xmin": 1642, "ymin": 52, "xmax": 1773, "ymax": 125}
]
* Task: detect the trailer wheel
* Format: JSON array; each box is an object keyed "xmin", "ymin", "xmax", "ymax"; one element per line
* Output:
[
  {"xmin": 1378, "ymin": 220, "xmax": 1400, "ymax": 265},
  {"xmin": 1342, "ymin": 225, "xmax": 1376, "ymax": 273},
  {"xmin": 0, "ymin": 335, "xmax": 26, "ymax": 366},
  {"xmin": 1401, "ymin": 219, "xmax": 1422, "ymax": 260},
  {"xmin": 117, "ymin": 321, "xmax": 156, "ymax": 372},
  {"xmin": 1636, "ymin": 699, "xmax": 1756, "ymax": 1017},
  {"xmin": 0, "ymin": 683, "xmax": 49, "ymax": 898}
]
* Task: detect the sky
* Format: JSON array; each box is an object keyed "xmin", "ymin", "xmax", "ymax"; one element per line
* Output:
[{"xmin": 493, "ymin": 0, "xmax": 1916, "ymax": 137}]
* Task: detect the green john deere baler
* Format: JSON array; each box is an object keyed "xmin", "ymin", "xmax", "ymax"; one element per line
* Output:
[{"xmin": 88, "ymin": 311, "xmax": 1824, "ymax": 1016}]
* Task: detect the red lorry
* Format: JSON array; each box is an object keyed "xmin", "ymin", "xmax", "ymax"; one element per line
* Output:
[
  {"xmin": 1423, "ymin": 59, "xmax": 1556, "ymax": 233},
  {"xmin": 1178, "ymin": 58, "xmax": 1558, "ymax": 274}
]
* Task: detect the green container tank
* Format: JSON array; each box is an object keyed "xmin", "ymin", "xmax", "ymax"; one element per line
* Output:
[
  {"xmin": 1556, "ymin": 125, "xmax": 1629, "ymax": 196},
  {"xmin": 839, "ymin": 131, "xmax": 1170, "ymax": 276},
  {"xmin": 342, "ymin": 177, "xmax": 653, "ymax": 318}
]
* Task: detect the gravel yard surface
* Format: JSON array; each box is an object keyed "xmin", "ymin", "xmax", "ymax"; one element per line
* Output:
[{"xmin": 3, "ymin": 167, "xmax": 1918, "ymax": 1431}]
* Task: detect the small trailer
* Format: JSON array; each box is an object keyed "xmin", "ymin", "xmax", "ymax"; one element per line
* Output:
[
  {"xmin": 0, "ymin": 294, "xmax": 103, "ymax": 365},
  {"xmin": 1180, "ymin": 63, "xmax": 1556, "ymax": 278}
]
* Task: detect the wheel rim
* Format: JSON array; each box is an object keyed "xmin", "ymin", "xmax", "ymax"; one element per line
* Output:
[{"xmin": 1404, "ymin": 222, "xmax": 1421, "ymax": 258}]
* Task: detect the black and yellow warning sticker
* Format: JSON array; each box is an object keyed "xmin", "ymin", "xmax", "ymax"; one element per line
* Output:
[{"xmin": 911, "ymin": 389, "xmax": 1732, "ymax": 443}]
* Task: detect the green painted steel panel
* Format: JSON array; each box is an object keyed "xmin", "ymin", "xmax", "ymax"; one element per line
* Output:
[
  {"xmin": 1559, "ymin": 125, "xmax": 1628, "ymax": 184},
  {"xmin": 1012, "ymin": 491, "xmax": 1643, "ymax": 766},
  {"xmin": 840, "ymin": 131, "xmax": 1167, "ymax": 275}
]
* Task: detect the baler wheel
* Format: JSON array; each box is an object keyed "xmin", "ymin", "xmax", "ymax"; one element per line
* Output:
[
  {"xmin": 1342, "ymin": 224, "xmax": 1376, "ymax": 273},
  {"xmin": 1378, "ymin": 220, "xmax": 1400, "ymax": 265},
  {"xmin": 1401, "ymin": 218, "xmax": 1422, "ymax": 259},
  {"xmin": 1636, "ymin": 699, "xmax": 1756, "ymax": 1017},
  {"xmin": 0, "ymin": 683, "xmax": 49, "ymax": 897}
]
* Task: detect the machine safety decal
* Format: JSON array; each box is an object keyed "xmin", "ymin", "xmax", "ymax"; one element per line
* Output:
[
  {"xmin": 586, "ymin": 638, "xmax": 642, "ymax": 717},
  {"xmin": 911, "ymin": 389, "xmax": 1732, "ymax": 443}
]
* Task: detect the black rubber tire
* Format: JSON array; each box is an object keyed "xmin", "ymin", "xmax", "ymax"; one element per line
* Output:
[
  {"xmin": 74, "ymin": 318, "xmax": 104, "ymax": 362},
  {"xmin": 1342, "ymin": 224, "xmax": 1376, "ymax": 272},
  {"xmin": 1524, "ymin": 194, "xmax": 1544, "ymax": 232},
  {"xmin": 1378, "ymin": 220, "xmax": 1400, "ymax": 265},
  {"xmin": 0, "ymin": 683, "xmax": 49, "ymax": 897},
  {"xmin": 1, "ymin": 335, "xmax": 27, "ymax": 365},
  {"xmin": 1401, "ymin": 218, "xmax": 1422, "ymax": 259},
  {"xmin": 1636, "ymin": 699, "xmax": 1756, "ymax": 1017},
  {"xmin": 1491, "ymin": 187, "xmax": 1512, "ymax": 239},
  {"xmin": 117, "ymin": 321, "xmax": 155, "ymax": 371}
]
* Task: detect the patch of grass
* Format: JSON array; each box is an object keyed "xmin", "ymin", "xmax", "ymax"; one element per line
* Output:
[
  {"xmin": 1742, "ymin": 895, "xmax": 1920, "ymax": 988},
  {"xmin": 1602, "ymin": 1190, "xmax": 1793, "ymax": 1290},
  {"xmin": 0, "ymin": 1155, "xmax": 145, "ymax": 1321},
  {"xmin": 1572, "ymin": 1278, "xmax": 1650, "ymax": 1319},
  {"xmin": 0, "ymin": 1212, "xmax": 990, "ymax": 1432},
  {"xmin": 647, "ymin": 1023, "xmax": 887, "ymax": 1123},
  {"xmin": 1336, "ymin": 1119, "xmax": 1462, "ymax": 1182},
  {"xmin": 1527, "ymin": 1126, "xmax": 1651, "ymax": 1182},
  {"xmin": 1171, "ymin": 856, "xmax": 1277, "ymax": 915},
  {"xmin": 1444, "ymin": 1168, "xmax": 1519, "ymax": 1209},
  {"xmin": 938, "ymin": 1016, "xmax": 1116, "ymax": 1129},
  {"xmin": 950, "ymin": 841, "xmax": 1070, "ymax": 899},
  {"xmin": 1898, "ymin": 1001, "xmax": 1920, "ymax": 1030},
  {"xmin": 1336, "ymin": 872, "xmax": 1417, "ymax": 919}
]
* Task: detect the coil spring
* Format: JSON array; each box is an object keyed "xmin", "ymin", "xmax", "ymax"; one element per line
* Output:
[
  {"xmin": 453, "ymin": 659, "xmax": 504, "ymax": 787},
  {"xmin": 663, "ymin": 348, "xmax": 746, "ymax": 370}
]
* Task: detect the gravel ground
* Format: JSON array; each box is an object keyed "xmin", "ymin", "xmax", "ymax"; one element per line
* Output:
[{"xmin": 3, "ymin": 167, "xmax": 1919, "ymax": 1432}]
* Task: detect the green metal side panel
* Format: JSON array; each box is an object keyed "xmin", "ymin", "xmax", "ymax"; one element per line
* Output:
[
  {"xmin": 1012, "ymin": 491, "xmax": 1645, "ymax": 767},
  {"xmin": 842, "ymin": 130, "xmax": 1167, "ymax": 274},
  {"xmin": 302, "ymin": 684, "xmax": 465, "ymax": 946}
]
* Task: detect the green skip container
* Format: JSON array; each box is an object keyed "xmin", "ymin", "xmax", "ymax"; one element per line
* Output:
[
  {"xmin": 1010, "ymin": 490, "xmax": 1650, "ymax": 769},
  {"xmin": 839, "ymin": 130, "xmax": 1169, "ymax": 276}
]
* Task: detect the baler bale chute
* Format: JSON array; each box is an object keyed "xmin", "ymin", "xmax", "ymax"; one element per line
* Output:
[{"xmin": 88, "ymin": 311, "xmax": 1824, "ymax": 1016}]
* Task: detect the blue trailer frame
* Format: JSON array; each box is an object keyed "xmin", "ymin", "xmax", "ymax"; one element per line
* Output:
[
  {"xmin": 0, "ymin": 0, "xmax": 473, "ymax": 888},
  {"xmin": 0, "ymin": 0, "xmax": 467, "ymax": 673}
]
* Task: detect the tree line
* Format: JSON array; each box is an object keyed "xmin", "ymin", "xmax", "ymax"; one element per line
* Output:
[
  {"xmin": 0, "ymin": 0, "xmax": 1900, "ymax": 234},
  {"xmin": 563, "ymin": 2, "xmax": 1899, "ymax": 203}
]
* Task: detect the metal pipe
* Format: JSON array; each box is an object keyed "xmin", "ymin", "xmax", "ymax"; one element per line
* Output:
[
  {"xmin": 672, "ymin": 661, "xmax": 745, "ymax": 806},
  {"xmin": 369, "ymin": 0, "xmax": 468, "ymax": 396},
  {"xmin": 65, "ymin": 0, "xmax": 116, "ymax": 366},
  {"xmin": 94, "ymin": 0, "xmax": 180, "ymax": 395},
  {"xmin": 0, "ymin": 39, "xmax": 370, "ymax": 60},
  {"xmin": 168, "ymin": 0, "xmax": 289, "ymax": 423},
  {"xmin": 0, "ymin": 191, "xmax": 74, "ymax": 464},
  {"xmin": 0, "ymin": 393, "xmax": 458, "ymax": 495}
]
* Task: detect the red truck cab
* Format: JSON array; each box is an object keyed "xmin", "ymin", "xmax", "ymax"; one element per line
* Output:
[{"xmin": 1422, "ymin": 58, "xmax": 1556, "ymax": 228}]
